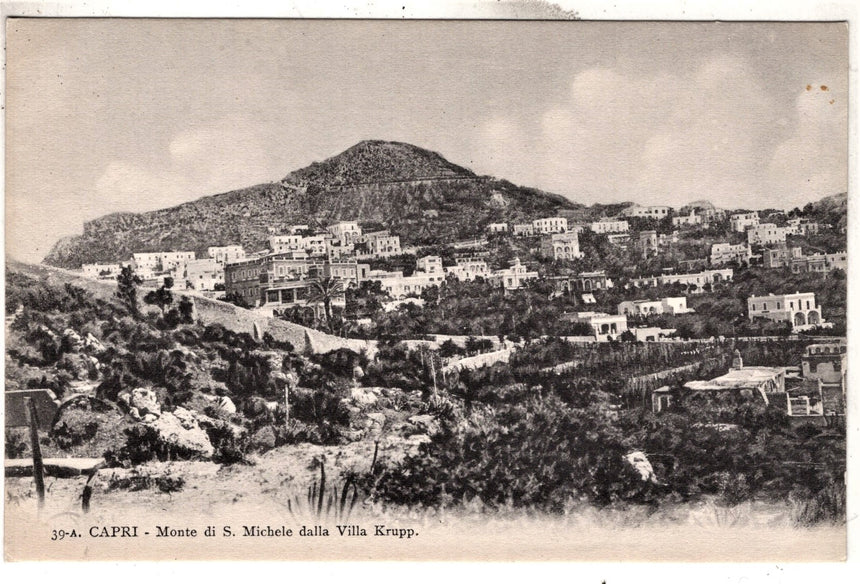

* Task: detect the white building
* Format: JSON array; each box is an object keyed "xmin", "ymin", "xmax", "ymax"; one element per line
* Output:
[
  {"xmin": 632, "ymin": 269, "xmax": 733, "ymax": 292},
  {"xmin": 416, "ymin": 255, "xmax": 443, "ymax": 274},
  {"xmin": 710, "ymin": 242, "xmax": 752, "ymax": 266},
  {"xmin": 621, "ymin": 205, "xmax": 671, "ymax": 219},
  {"xmin": 730, "ymin": 212, "xmax": 759, "ymax": 232},
  {"xmin": 327, "ymin": 222, "xmax": 362, "ymax": 246},
  {"xmin": 487, "ymin": 222, "xmax": 509, "ymax": 234},
  {"xmin": 748, "ymin": 292, "xmax": 824, "ymax": 329},
  {"xmin": 589, "ymin": 220, "xmax": 629, "ymax": 234},
  {"xmin": 618, "ymin": 297, "xmax": 691, "ymax": 316},
  {"xmin": 532, "ymin": 217, "xmax": 568, "ymax": 234},
  {"xmin": 269, "ymin": 234, "xmax": 304, "ymax": 254},
  {"xmin": 672, "ymin": 210, "xmax": 703, "ymax": 227},
  {"xmin": 185, "ymin": 258, "xmax": 224, "ymax": 291},
  {"xmin": 746, "ymin": 223, "xmax": 788, "ymax": 246},
  {"xmin": 81, "ymin": 262, "xmax": 123, "ymax": 280},
  {"xmin": 563, "ymin": 311, "xmax": 629, "ymax": 341},
  {"xmin": 132, "ymin": 251, "xmax": 196, "ymax": 279},
  {"xmin": 208, "ymin": 245, "xmax": 246, "ymax": 265},
  {"xmin": 359, "ymin": 230, "xmax": 402, "ymax": 259},
  {"xmin": 512, "ymin": 223, "xmax": 535, "ymax": 237},
  {"xmin": 540, "ymin": 231, "xmax": 582, "ymax": 261},
  {"xmin": 444, "ymin": 257, "xmax": 489, "ymax": 281},
  {"xmin": 487, "ymin": 258, "xmax": 539, "ymax": 290}
]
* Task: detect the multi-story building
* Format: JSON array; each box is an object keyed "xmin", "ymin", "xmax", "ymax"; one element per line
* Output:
[
  {"xmin": 224, "ymin": 254, "xmax": 368, "ymax": 307},
  {"xmin": 710, "ymin": 242, "xmax": 752, "ymax": 266},
  {"xmin": 746, "ymin": 223, "xmax": 788, "ymax": 246},
  {"xmin": 269, "ymin": 234, "xmax": 304, "ymax": 255},
  {"xmin": 132, "ymin": 251, "xmax": 196, "ymax": 279},
  {"xmin": 416, "ymin": 255, "xmax": 443, "ymax": 274},
  {"xmin": 487, "ymin": 222, "xmax": 509, "ymax": 234},
  {"xmin": 762, "ymin": 246, "xmax": 802, "ymax": 269},
  {"xmin": 532, "ymin": 217, "xmax": 568, "ymax": 234},
  {"xmin": 620, "ymin": 205, "xmax": 671, "ymax": 219},
  {"xmin": 81, "ymin": 262, "xmax": 124, "ymax": 280},
  {"xmin": 785, "ymin": 218, "xmax": 821, "ymax": 236},
  {"xmin": 185, "ymin": 258, "xmax": 224, "ymax": 291},
  {"xmin": 326, "ymin": 221, "xmax": 362, "ymax": 246},
  {"xmin": 208, "ymin": 245, "xmax": 245, "ymax": 265},
  {"xmin": 589, "ymin": 220, "xmax": 629, "ymax": 234},
  {"xmin": 747, "ymin": 292, "xmax": 823, "ymax": 329},
  {"xmin": 562, "ymin": 311, "xmax": 628, "ymax": 341},
  {"xmin": 487, "ymin": 258, "xmax": 539, "ymax": 290},
  {"xmin": 358, "ymin": 230, "xmax": 402, "ymax": 259},
  {"xmin": 540, "ymin": 231, "xmax": 582, "ymax": 261},
  {"xmin": 730, "ymin": 211, "xmax": 759, "ymax": 232},
  {"xmin": 445, "ymin": 257, "xmax": 490, "ymax": 281},
  {"xmin": 618, "ymin": 297, "xmax": 691, "ymax": 316},
  {"xmin": 512, "ymin": 223, "xmax": 535, "ymax": 237}
]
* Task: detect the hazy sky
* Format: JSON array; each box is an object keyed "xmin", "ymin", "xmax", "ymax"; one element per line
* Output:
[{"xmin": 5, "ymin": 20, "xmax": 848, "ymax": 263}]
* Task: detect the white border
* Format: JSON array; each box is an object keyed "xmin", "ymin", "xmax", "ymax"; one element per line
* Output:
[{"xmin": 1, "ymin": 1, "xmax": 857, "ymax": 582}]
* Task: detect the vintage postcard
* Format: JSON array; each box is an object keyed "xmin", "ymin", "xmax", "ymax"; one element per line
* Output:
[{"xmin": 3, "ymin": 12, "xmax": 852, "ymax": 564}]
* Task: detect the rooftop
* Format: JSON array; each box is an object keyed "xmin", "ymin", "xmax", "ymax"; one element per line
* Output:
[{"xmin": 684, "ymin": 366, "xmax": 786, "ymax": 392}]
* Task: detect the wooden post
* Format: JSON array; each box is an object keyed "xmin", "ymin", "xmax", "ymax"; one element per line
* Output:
[{"xmin": 25, "ymin": 397, "xmax": 46, "ymax": 509}]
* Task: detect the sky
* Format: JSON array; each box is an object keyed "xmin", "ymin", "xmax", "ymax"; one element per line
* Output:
[{"xmin": 5, "ymin": 19, "xmax": 849, "ymax": 263}]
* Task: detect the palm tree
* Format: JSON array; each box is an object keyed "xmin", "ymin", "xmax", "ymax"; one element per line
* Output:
[{"xmin": 308, "ymin": 277, "xmax": 344, "ymax": 333}]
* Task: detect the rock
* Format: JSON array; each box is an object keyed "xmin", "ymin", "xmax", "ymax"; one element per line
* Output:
[
  {"xmin": 624, "ymin": 450, "xmax": 659, "ymax": 483},
  {"xmin": 407, "ymin": 414, "xmax": 440, "ymax": 436},
  {"xmin": 203, "ymin": 395, "xmax": 237, "ymax": 415},
  {"xmin": 146, "ymin": 409, "xmax": 214, "ymax": 459},
  {"xmin": 119, "ymin": 387, "xmax": 162, "ymax": 419},
  {"xmin": 84, "ymin": 333, "xmax": 106, "ymax": 354},
  {"xmin": 350, "ymin": 386, "xmax": 379, "ymax": 407},
  {"xmin": 62, "ymin": 329, "xmax": 84, "ymax": 352}
]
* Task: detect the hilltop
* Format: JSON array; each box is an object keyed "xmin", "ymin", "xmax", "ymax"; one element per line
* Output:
[{"xmin": 43, "ymin": 140, "xmax": 581, "ymax": 268}]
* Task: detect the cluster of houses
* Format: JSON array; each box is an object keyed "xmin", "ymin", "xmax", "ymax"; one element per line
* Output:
[{"xmin": 652, "ymin": 341, "xmax": 846, "ymax": 424}]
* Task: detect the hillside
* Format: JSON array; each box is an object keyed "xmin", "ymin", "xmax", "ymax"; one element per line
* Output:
[
  {"xmin": 43, "ymin": 140, "xmax": 581, "ymax": 268},
  {"xmin": 800, "ymin": 192, "xmax": 847, "ymax": 231}
]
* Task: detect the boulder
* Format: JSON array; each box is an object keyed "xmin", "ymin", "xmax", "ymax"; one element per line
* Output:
[
  {"xmin": 624, "ymin": 450, "xmax": 659, "ymax": 483},
  {"xmin": 146, "ymin": 407, "xmax": 214, "ymax": 459},
  {"xmin": 119, "ymin": 387, "xmax": 162, "ymax": 420},
  {"xmin": 84, "ymin": 333, "xmax": 106, "ymax": 354}
]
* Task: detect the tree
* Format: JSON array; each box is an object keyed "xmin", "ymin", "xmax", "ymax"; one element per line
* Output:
[
  {"xmin": 144, "ymin": 276, "xmax": 174, "ymax": 316},
  {"xmin": 178, "ymin": 295, "xmax": 195, "ymax": 324},
  {"xmin": 308, "ymin": 277, "xmax": 344, "ymax": 333},
  {"xmin": 116, "ymin": 266, "xmax": 143, "ymax": 317}
]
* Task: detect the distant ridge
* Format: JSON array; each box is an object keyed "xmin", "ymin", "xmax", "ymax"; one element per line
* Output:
[{"xmin": 43, "ymin": 140, "xmax": 581, "ymax": 268}]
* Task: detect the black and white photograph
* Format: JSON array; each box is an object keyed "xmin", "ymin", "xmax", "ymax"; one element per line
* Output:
[{"xmin": 2, "ymin": 5, "xmax": 853, "ymax": 565}]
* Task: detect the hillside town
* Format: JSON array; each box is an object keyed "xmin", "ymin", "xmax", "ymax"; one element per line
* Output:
[{"xmin": 64, "ymin": 193, "xmax": 848, "ymax": 428}]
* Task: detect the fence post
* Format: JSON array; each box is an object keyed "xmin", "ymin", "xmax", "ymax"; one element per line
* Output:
[{"xmin": 25, "ymin": 397, "xmax": 46, "ymax": 509}]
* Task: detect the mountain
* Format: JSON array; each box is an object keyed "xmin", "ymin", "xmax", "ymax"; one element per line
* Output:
[{"xmin": 43, "ymin": 140, "xmax": 581, "ymax": 268}]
